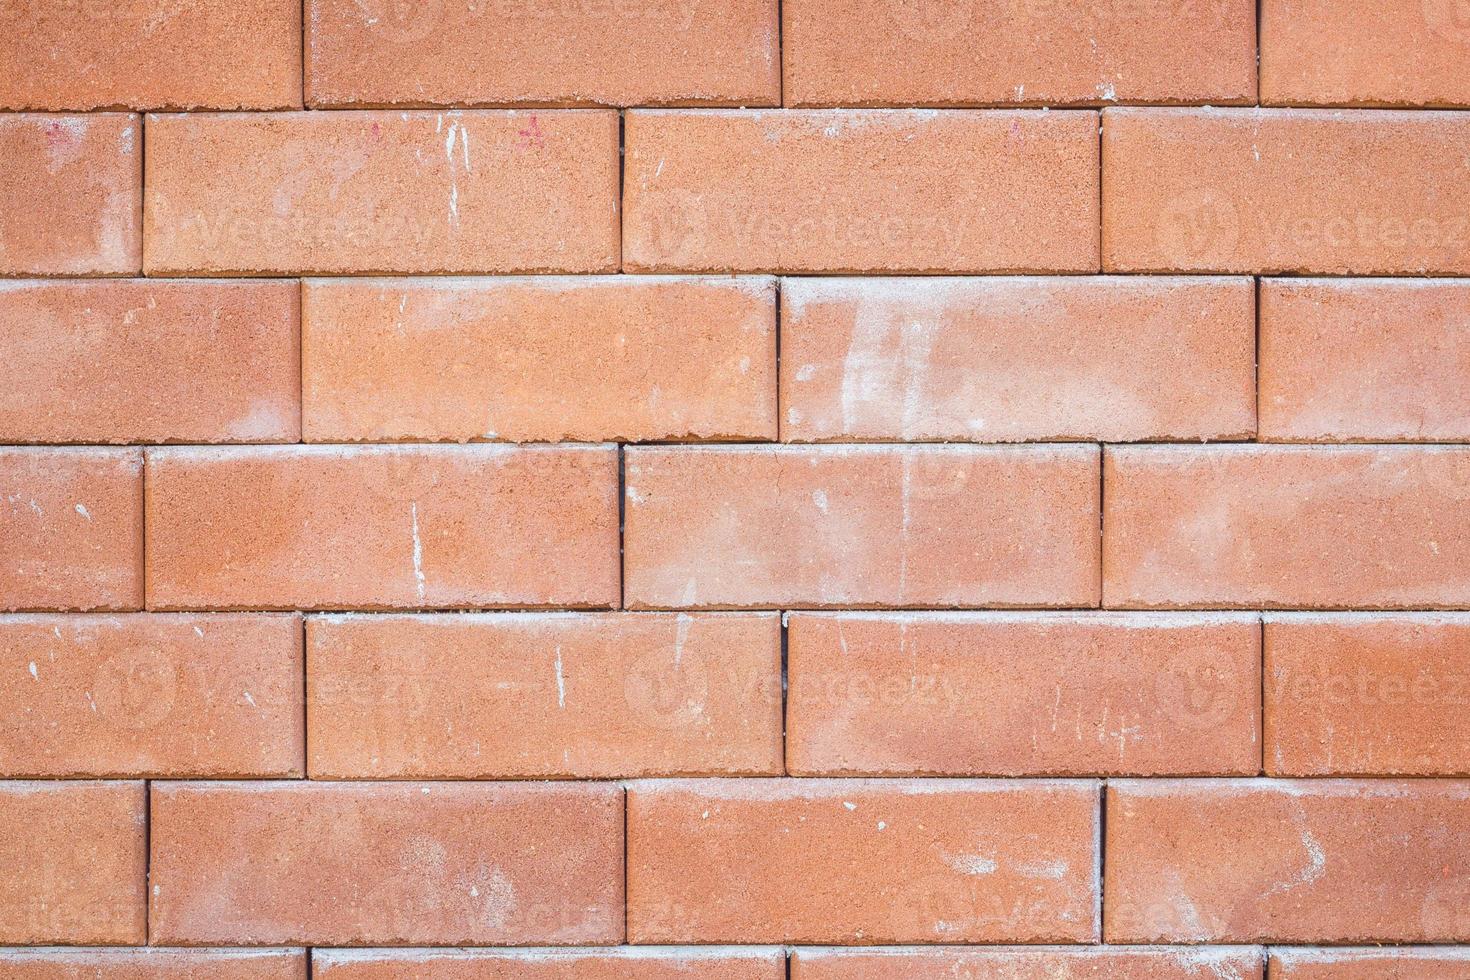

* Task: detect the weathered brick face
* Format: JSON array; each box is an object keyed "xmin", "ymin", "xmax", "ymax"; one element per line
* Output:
[{"xmin": 3, "ymin": 1, "xmax": 1468, "ymax": 973}]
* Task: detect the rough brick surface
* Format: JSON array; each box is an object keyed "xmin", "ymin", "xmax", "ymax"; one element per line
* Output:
[
  {"xmin": 1271, "ymin": 949, "xmax": 1470, "ymax": 979},
  {"xmin": 1106, "ymin": 780, "xmax": 1470, "ymax": 943},
  {"xmin": 145, "ymin": 446, "xmax": 619, "ymax": 611},
  {"xmin": 786, "ymin": 613, "xmax": 1261, "ymax": 776},
  {"xmin": 783, "ymin": 0, "xmax": 1256, "ymax": 107},
  {"xmin": 144, "ymin": 111, "xmax": 620, "ymax": 275},
  {"xmin": 623, "ymin": 110, "xmax": 1099, "ymax": 273},
  {"xmin": 780, "ymin": 276, "xmax": 1256, "ymax": 442},
  {"xmin": 0, "ymin": 114, "xmax": 140, "ymax": 276},
  {"xmin": 624, "ymin": 446, "xmax": 1100, "ymax": 609},
  {"xmin": 1103, "ymin": 108, "xmax": 1470, "ymax": 274},
  {"xmin": 0, "ymin": 279, "xmax": 300, "ymax": 444},
  {"xmin": 791, "ymin": 948, "xmax": 1265, "ymax": 980},
  {"xmin": 0, "ymin": 448, "xmax": 142, "ymax": 612},
  {"xmin": 305, "ymin": 0, "xmax": 779, "ymax": 108},
  {"xmin": 313, "ymin": 949, "xmax": 784, "ymax": 980},
  {"xmin": 0, "ymin": 950, "xmax": 307, "ymax": 980},
  {"xmin": 303, "ymin": 277, "xmax": 776, "ymax": 443},
  {"xmin": 149, "ymin": 781, "xmax": 624, "ymax": 946},
  {"xmin": 307, "ymin": 613, "xmax": 782, "ymax": 778},
  {"xmin": 0, "ymin": 781, "xmax": 146, "ymax": 945}
]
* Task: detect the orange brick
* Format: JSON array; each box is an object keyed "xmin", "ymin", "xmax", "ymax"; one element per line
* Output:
[
  {"xmin": 1259, "ymin": 279, "xmax": 1470, "ymax": 442},
  {"xmin": 1261, "ymin": 0, "xmax": 1470, "ymax": 107},
  {"xmin": 0, "ymin": 613, "xmax": 303, "ymax": 778},
  {"xmin": 623, "ymin": 109, "xmax": 1099, "ymax": 273},
  {"xmin": 145, "ymin": 446, "xmax": 619, "ymax": 611},
  {"xmin": 1103, "ymin": 446, "xmax": 1470, "ymax": 609},
  {"xmin": 305, "ymin": 0, "xmax": 778, "ymax": 108},
  {"xmin": 1106, "ymin": 779, "xmax": 1470, "ymax": 943},
  {"xmin": 144, "ymin": 110, "xmax": 620, "ymax": 275},
  {"xmin": 1271, "ymin": 949, "xmax": 1470, "ymax": 979},
  {"xmin": 314, "ymin": 948, "xmax": 784, "ymax": 980},
  {"xmin": 781, "ymin": 276, "xmax": 1255, "ymax": 442},
  {"xmin": 0, "ymin": 115, "xmax": 140, "ymax": 276},
  {"xmin": 1266, "ymin": 614, "xmax": 1470, "ymax": 776},
  {"xmin": 150, "ymin": 781, "xmax": 624, "ymax": 946},
  {"xmin": 624, "ymin": 446, "xmax": 1100, "ymax": 609},
  {"xmin": 1102, "ymin": 108, "xmax": 1470, "ymax": 274},
  {"xmin": 0, "ymin": 950, "xmax": 306, "ymax": 980},
  {"xmin": 783, "ymin": 0, "xmax": 1255, "ymax": 107},
  {"xmin": 792, "ymin": 948, "xmax": 1265, "ymax": 980},
  {"xmin": 303, "ymin": 276, "xmax": 776, "ymax": 443},
  {"xmin": 307, "ymin": 612, "xmax": 782, "ymax": 778},
  {"xmin": 0, "ymin": 781, "xmax": 145, "ymax": 944},
  {"xmin": 0, "ymin": 280, "xmax": 300, "ymax": 444},
  {"xmin": 0, "ymin": 0, "xmax": 299, "ymax": 110},
  {"xmin": 0, "ymin": 448, "xmax": 142, "ymax": 612},
  {"xmin": 627, "ymin": 778, "xmax": 1099, "ymax": 943},
  {"xmin": 786, "ymin": 612, "xmax": 1260, "ymax": 777}
]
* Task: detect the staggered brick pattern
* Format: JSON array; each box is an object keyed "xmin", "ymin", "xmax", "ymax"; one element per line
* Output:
[{"xmin": 2, "ymin": 0, "xmax": 1468, "ymax": 976}]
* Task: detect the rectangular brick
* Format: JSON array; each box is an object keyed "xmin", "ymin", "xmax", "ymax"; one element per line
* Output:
[
  {"xmin": 1259, "ymin": 279, "xmax": 1470, "ymax": 442},
  {"xmin": 1103, "ymin": 446, "xmax": 1470, "ymax": 609},
  {"xmin": 0, "ymin": 613, "xmax": 303, "ymax": 778},
  {"xmin": 1271, "ymin": 949, "xmax": 1470, "ymax": 979},
  {"xmin": 0, "ymin": 448, "xmax": 142, "ymax": 612},
  {"xmin": 787, "ymin": 612, "xmax": 1260, "ymax": 777},
  {"xmin": 1102, "ymin": 108, "xmax": 1470, "ymax": 274},
  {"xmin": 1106, "ymin": 779, "xmax": 1470, "ymax": 943},
  {"xmin": 0, "ymin": 780, "xmax": 145, "ymax": 944},
  {"xmin": 0, "ymin": 950, "xmax": 306, "ymax": 980},
  {"xmin": 783, "ymin": 0, "xmax": 1255, "ymax": 107},
  {"xmin": 627, "ymin": 778, "xmax": 1099, "ymax": 943},
  {"xmin": 144, "ymin": 110, "xmax": 620, "ymax": 275},
  {"xmin": 792, "ymin": 948, "xmax": 1265, "ymax": 980},
  {"xmin": 145, "ymin": 445, "xmax": 619, "ymax": 611},
  {"xmin": 314, "ymin": 948, "xmax": 784, "ymax": 980},
  {"xmin": 0, "ymin": 114, "xmax": 140, "ymax": 276},
  {"xmin": 305, "ymin": 0, "xmax": 778, "ymax": 108},
  {"xmin": 1261, "ymin": 0, "xmax": 1470, "ymax": 107},
  {"xmin": 781, "ymin": 276, "xmax": 1255, "ymax": 442},
  {"xmin": 303, "ymin": 276, "xmax": 776, "ymax": 443},
  {"xmin": 307, "ymin": 612, "xmax": 781, "ymax": 778},
  {"xmin": 0, "ymin": 279, "xmax": 300, "ymax": 444},
  {"xmin": 624, "ymin": 445, "xmax": 1100, "ymax": 609},
  {"xmin": 1266, "ymin": 614, "xmax": 1470, "ymax": 776},
  {"xmin": 150, "ymin": 781, "xmax": 624, "ymax": 946},
  {"xmin": 623, "ymin": 109, "xmax": 1099, "ymax": 273},
  {"xmin": 0, "ymin": 0, "xmax": 300, "ymax": 110}
]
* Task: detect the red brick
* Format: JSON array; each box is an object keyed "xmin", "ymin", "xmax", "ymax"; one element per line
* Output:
[
  {"xmin": 144, "ymin": 110, "xmax": 619, "ymax": 275},
  {"xmin": 1102, "ymin": 108, "xmax": 1470, "ymax": 274},
  {"xmin": 787, "ymin": 612, "xmax": 1260, "ymax": 777},
  {"xmin": 0, "ymin": 448, "xmax": 142, "ymax": 612},
  {"xmin": 307, "ymin": 612, "xmax": 781, "ymax": 778},
  {"xmin": 314, "ymin": 948, "xmax": 784, "ymax": 980},
  {"xmin": 1103, "ymin": 446, "xmax": 1470, "ymax": 609},
  {"xmin": 0, "ymin": 613, "xmax": 303, "ymax": 778},
  {"xmin": 624, "ymin": 445, "xmax": 1100, "ymax": 609},
  {"xmin": 305, "ymin": 0, "xmax": 778, "ymax": 108},
  {"xmin": 0, "ymin": 0, "xmax": 300, "ymax": 110},
  {"xmin": 0, "ymin": 114, "xmax": 140, "ymax": 276},
  {"xmin": 1271, "ymin": 949, "xmax": 1470, "ymax": 979},
  {"xmin": 0, "ymin": 279, "xmax": 299, "ymax": 444},
  {"xmin": 0, "ymin": 781, "xmax": 145, "ymax": 944},
  {"xmin": 627, "ymin": 778, "xmax": 1099, "ymax": 943},
  {"xmin": 623, "ymin": 109, "xmax": 1099, "ymax": 273},
  {"xmin": 781, "ymin": 276, "xmax": 1255, "ymax": 442},
  {"xmin": 792, "ymin": 948, "xmax": 1264, "ymax": 980},
  {"xmin": 1106, "ymin": 779, "xmax": 1470, "ymax": 942},
  {"xmin": 149, "ymin": 781, "xmax": 624, "ymax": 946},
  {"xmin": 1259, "ymin": 279, "xmax": 1470, "ymax": 442},
  {"xmin": 1266, "ymin": 614, "xmax": 1470, "ymax": 776},
  {"xmin": 145, "ymin": 446, "xmax": 619, "ymax": 611},
  {"xmin": 783, "ymin": 0, "xmax": 1255, "ymax": 107},
  {"xmin": 0, "ymin": 950, "xmax": 306, "ymax": 980},
  {"xmin": 302, "ymin": 276, "xmax": 776, "ymax": 443},
  {"xmin": 1261, "ymin": 0, "xmax": 1470, "ymax": 107}
]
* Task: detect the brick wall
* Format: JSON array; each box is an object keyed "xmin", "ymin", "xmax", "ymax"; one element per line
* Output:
[{"xmin": 2, "ymin": 1, "xmax": 1469, "ymax": 977}]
